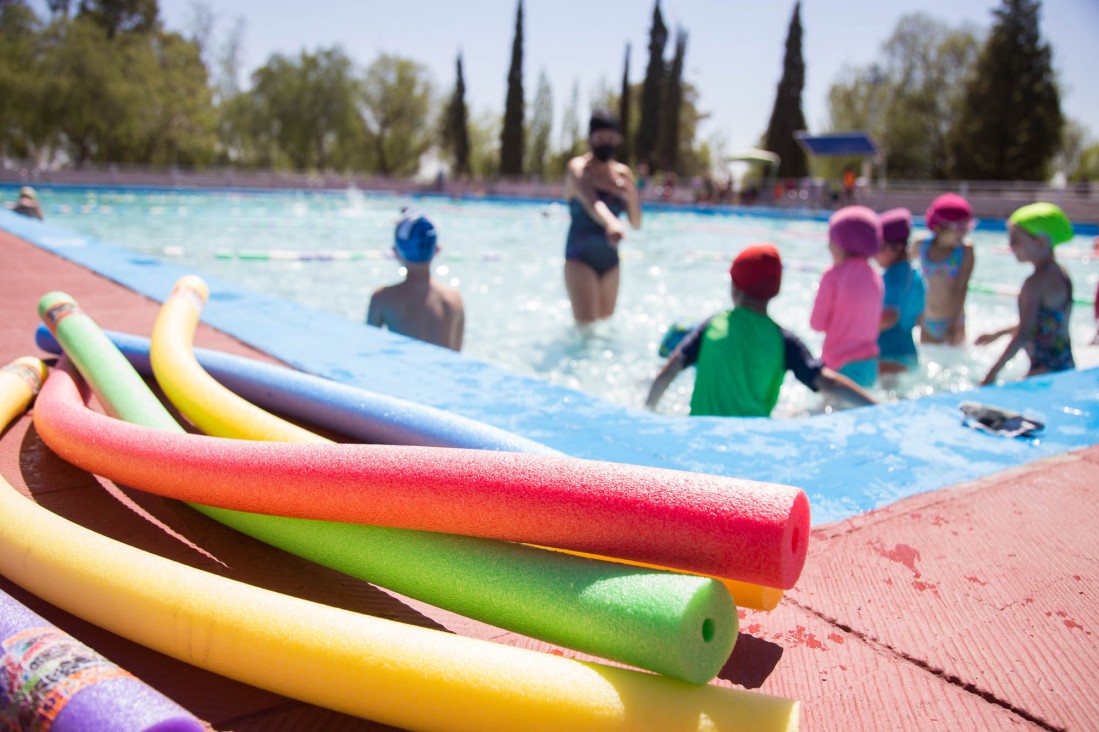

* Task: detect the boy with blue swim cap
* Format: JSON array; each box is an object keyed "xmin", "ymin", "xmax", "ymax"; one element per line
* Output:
[
  {"xmin": 366, "ymin": 209, "xmax": 465, "ymax": 351},
  {"xmin": 645, "ymin": 243, "xmax": 877, "ymax": 417}
]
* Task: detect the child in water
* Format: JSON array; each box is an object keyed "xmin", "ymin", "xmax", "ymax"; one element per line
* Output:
[
  {"xmin": 810, "ymin": 206, "xmax": 884, "ymax": 388},
  {"xmin": 875, "ymin": 208, "xmax": 925, "ymax": 374},
  {"xmin": 645, "ymin": 243, "xmax": 876, "ymax": 417},
  {"xmin": 977, "ymin": 202, "xmax": 1075, "ymax": 384},
  {"xmin": 919, "ymin": 193, "xmax": 975, "ymax": 344},
  {"xmin": 366, "ymin": 210, "xmax": 465, "ymax": 351}
]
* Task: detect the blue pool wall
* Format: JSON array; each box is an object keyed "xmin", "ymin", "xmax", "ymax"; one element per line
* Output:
[{"xmin": 3, "ymin": 202, "xmax": 1098, "ymax": 526}]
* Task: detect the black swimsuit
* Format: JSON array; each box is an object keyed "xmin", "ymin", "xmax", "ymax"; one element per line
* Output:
[{"xmin": 565, "ymin": 189, "xmax": 626, "ymax": 277}]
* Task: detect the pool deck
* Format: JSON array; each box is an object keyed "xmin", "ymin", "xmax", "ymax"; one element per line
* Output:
[{"xmin": 1, "ymin": 229, "xmax": 1097, "ymax": 731}]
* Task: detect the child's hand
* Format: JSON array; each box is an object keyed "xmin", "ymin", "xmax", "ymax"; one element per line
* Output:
[{"xmin": 974, "ymin": 332, "xmax": 1000, "ymax": 346}]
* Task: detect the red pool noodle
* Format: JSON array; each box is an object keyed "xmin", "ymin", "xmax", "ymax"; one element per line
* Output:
[{"xmin": 34, "ymin": 368, "xmax": 810, "ymax": 589}]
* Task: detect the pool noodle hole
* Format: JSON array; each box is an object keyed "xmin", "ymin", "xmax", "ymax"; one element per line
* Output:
[{"xmin": 702, "ymin": 618, "xmax": 715, "ymax": 643}]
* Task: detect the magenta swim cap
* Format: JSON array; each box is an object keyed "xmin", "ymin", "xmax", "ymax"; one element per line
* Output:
[
  {"xmin": 925, "ymin": 193, "xmax": 972, "ymax": 230},
  {"xmin": 879, "ymin": 208, "xmax": 912, "ymax": 245},
  {"xmin": 828, "ymin": 205, "xmax": 882, "ymax": 257}
]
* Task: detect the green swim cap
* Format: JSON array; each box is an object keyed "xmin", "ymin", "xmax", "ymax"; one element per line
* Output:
[{"xmin": 1008, "ymin": 202, "xmax": 1074, "ymax": 247}]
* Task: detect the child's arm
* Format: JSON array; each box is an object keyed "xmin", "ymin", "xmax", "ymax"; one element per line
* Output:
[
  {"xmin": 880, "ymin": 309, "xmax": 899, "ymax": 331},
  {"xmin": 945, "ymin": 244, "xmax": 975, "ymax": 340},
  {"xmin": 809, "ymin": 269, "xmax": 835, "ymax": 332},
  {"xmin": 645, "ymin": 356, "xmax": 685, "ymax": 410},
  {"xmin": 451, "ymin": 306, "xmax": 465, "ymax": 352},
  {"xmin": 366, "ymin": 290, "xmax": 385, "ymax": 329},
  {"xmin": 813, "ymin": 367, "xmax": 878, "ymax": 407},
  {"xmin": 980, "ymin": 279, "xmax": 1041, "ymax": 386},
  {"xmin": 974, "ymin": 324, "xmax": 1017, "ymax": 346}
]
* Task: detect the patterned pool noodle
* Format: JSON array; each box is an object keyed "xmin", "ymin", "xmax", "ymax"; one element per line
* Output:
[
  {"xmin": 36, "ymin": 293, "xmax": 742, "ymax": 683},
  {"xmin": 0, "ymin": 590, "xmax": 205, "ymax": 732},
  {"xmin": 34, "ymin": 326, "xmax": 783, "ymax": 610},
  {"xmin": 0, "ymin": 360, "xmax": 205, "ymax": 732},
  {"xmin": 0, "ymin": 358, "xmax": 802, "ymax": 731}
]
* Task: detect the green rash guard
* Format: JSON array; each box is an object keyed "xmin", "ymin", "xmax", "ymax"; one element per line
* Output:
[{"xmin": 689, "ymin": 308, "xmax": 785, "ymax": 417}]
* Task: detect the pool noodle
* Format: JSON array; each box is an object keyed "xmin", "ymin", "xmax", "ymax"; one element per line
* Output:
[
  {"xmin": 35, "ymin": 335, "xmax": 809, "ymax": 589},
  {"xmin": 34, "ymin": 326, "xmax": 782, "ymax": 610},
  {"xmin": 0, "ymin": 361, "xmax": 801, "ymax": 732},
  {"xmin": 0, "ymin": 589, "xmax": 205, "ymax": 732},
  {"xmin": 0, "ymin": 360, "xmax": 206, "ymax": 732},
  {"xmin": 33, "ymin": 324, "xmax": 558, "ymax": 454},
  {"xmin": 37, "ymin": 293, "xmax": 741, "ymax": 683}
]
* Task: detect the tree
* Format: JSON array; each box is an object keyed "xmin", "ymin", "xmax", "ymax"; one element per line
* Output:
[
  {"xmin": 441, "ymin": 53, "xmax": 471, "ymax": 178},
  {"xmin": 947, "ymin": 0, "xmax": 1062, "ymax": 180},
  {"xmin": 526, "ymin": 70, "xmax": 552, "ymax": 179},
  {"xmin": 658, "ymin": 28, "xmax": 686, "ymax": 173},
  {"xmin": 635, "ymin": 0, "xmax": 666, "ymax": 169},
  {"xmin": 76, "ymin": 0, "xmax": 158, "ymax": 38},
  {"xmin": 546, "ymin": 79, "xmax": 582, "ymax": 179},
  {"xmin": 1070, "ymin": 143, "xmax": 1099, "ymax": 183},
  {"xmin": 248, "ymin": 48, "xmax": 361, "ymax": 171},
  {"xmin": 499, "ymin": 0, "xmax": 524, "ymax": 176},
  {"xmin": 359, "ymin": 53, "xmax": 434, "ymax": 176},
  {"xmin": 1052, "ymin": 119, "xmax": 1088, "ymax": 180},
  {"xmin": 825, "ymin": 14, "xmax": 979, "ymax": 180},
  {"xmin": 763, "ymin": 1, "xmax": 808, "ymax": 178},
  {"xmin": 617, "ymin": 44, "xmax": 631, "ymax": 166},
  {"xmin": 0, "ymin": 2, "xmax": 45, "ymax": 160}
]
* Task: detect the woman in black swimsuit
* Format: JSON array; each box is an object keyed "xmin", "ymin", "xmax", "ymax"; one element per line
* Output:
[{"xmin": 563, "ymin": 110, "xmax": 642, "ymax": 325}]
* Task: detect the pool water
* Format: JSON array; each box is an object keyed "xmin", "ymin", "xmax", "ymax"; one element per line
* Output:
[{"xmin": 28, "ymin": 187, "xmax": 1099, "ymax": 417}]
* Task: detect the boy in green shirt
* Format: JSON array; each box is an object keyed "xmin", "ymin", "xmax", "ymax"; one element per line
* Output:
[{"xmin": 646, "ymin": 243, "xmax": 876, "ymax": 417}]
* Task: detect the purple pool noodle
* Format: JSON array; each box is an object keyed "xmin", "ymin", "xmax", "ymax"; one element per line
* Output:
[{"xmin": 0, "ymin": 589, "xmax": 205, "ymax": 731}]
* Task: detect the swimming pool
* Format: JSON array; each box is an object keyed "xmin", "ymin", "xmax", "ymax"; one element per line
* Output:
[
  {"xmin": 6, "ymin": 187, "xmax": 1099, "ymax": 526},
  {"xmin": 21, "ymin": 185, "xmax": 1099, "ymax": 417}
]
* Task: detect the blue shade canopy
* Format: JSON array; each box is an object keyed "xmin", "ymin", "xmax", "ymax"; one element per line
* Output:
[{"xmin": 794, "ymin": 131, "xmax": 880, "ymax": 157}]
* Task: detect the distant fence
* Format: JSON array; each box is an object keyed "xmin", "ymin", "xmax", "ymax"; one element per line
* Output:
[{"xmin": 2, "ymin": 163, "xmax": 1096, "ymax": 225}]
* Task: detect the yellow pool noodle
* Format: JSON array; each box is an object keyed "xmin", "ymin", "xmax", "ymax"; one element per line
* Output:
[
  {"xmin": 0, "ymin": 359, "xmax": 799, "ymax": 730},
  {"xmin": 150, "ymin": 276, "xmax": 321, "ymax": 442}
]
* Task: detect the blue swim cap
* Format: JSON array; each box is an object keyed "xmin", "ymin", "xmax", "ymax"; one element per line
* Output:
[{"xmin": 394, "ymin": 211, "xmax": 438, "ymax": 263}]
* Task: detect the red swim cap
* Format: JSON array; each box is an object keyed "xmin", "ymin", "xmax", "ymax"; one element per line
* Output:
[{"xmin": 730, "ymin": 243, "xmax": 783, "ymax": 301}]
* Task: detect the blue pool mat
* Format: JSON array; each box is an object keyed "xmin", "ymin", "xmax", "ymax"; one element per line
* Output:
[{"xmin": 5, "ymin": 207, "xmax": 1098, "ymax": 525}]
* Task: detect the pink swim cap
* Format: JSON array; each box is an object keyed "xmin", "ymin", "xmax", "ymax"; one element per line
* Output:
[
  {"xmin": 828, "ymin": 206, "xmax": 882, "ymax": 257},
  {"xmin": 925, "ymin": 193, "xmax": 973, "ymax": 230},
  {"xmin": 879, "ymin": 208, "xmax": 912, "ymax": 245}
]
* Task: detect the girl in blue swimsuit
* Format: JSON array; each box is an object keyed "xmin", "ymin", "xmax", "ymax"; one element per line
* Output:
[
  {"xmin": 562, "ymin": 110, "xmax": 641, "ymax": 325},
  {"xmin": 979, "ymin": 203, "xmax": 1076, "ymax": 384},
  {"xmin": 919, "ymin": 193, "xmax": 975, "ymax": 344}
]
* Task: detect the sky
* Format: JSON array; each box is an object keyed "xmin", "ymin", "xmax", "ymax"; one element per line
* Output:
[{"xmin": 38, "ymin": 0, "xmax": 1099, "ymax": 159}]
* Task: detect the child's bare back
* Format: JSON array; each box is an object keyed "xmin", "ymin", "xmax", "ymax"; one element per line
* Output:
[
  {"xmin": 366, "ymin": 211, "xmax": 465, "ymax": 351},
  {"xmin": 368, "ymin": 277, "xmax": 464, "ymax": 351}
]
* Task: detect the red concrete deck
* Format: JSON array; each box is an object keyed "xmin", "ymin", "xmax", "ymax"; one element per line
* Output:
[{"xmin": 1, "ymin": 230, "xmax": 1096, "ymax": 731}]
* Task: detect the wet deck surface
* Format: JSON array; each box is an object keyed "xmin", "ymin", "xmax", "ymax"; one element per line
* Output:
[{"xmin": 1, "ymin": 230, "xmax": 1096, "ymax": 730}]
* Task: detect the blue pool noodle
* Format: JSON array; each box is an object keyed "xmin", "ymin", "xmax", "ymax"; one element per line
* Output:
[{"xmin": 36, "ymin": 325, "xmax": 557, "ymax": 455}]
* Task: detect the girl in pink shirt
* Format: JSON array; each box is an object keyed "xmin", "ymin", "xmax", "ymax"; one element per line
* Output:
[{"xmin": 811, "ymin": 206, "xmax": 884, "ymax": 388}]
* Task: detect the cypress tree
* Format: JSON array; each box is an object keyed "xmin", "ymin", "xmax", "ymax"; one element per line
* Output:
[
  {"xmin": 658, "ymin": 29, "xmax": 686, "ymax": 173},
  {"xmin": 763, "ymin": 1, "xmax": 808, "ymax": 178},
  {"xmin": 617, "ymin": 43, "xmax": 632, "ymax": 166},
  {"xmin": 442, "ymin": 53, "xmax": 471, "ymax": 178},
  {"xmin": 636, "ymin": 0, "xmax": 667, "ymax": 169},
  {"xmin": 947, "ymin": 0, "xmax": 1062, "ymax": 180},
  {"xmin": 499, "ymin": 0, "xmax": 525, "ymax": 176}
]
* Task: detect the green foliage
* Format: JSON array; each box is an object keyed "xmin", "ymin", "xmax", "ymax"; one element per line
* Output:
[
  {"xmin": 499, "ymin": 0, "xmax": 524, "ymax": 176},
  {"xmin": 0, "ymin": 3, "xmax": 45, "ymax": 159},
  {"xmin": 525, "ymin": 70, "xmax": 552, "ymax": 179},
  {"xmin": 947, "ymin": 0, "xmax": 1062, "ymax": 180},
  {"xmin": 1070, "ymin": 144, "xmax": 1099, "ymax": 183},
  {"xmin": 468, "ymin": 109, "xmax": 500, "ymax": 180},
  {"xmin": 617, "ymin": 44, "xmax": 631, "ymax": 166},
  {"xmin": 658, "ymin": 28, "xmax": 686, "ymax": 173},
  {"xmin": 824, "ymin": 14, "xmax": 979, "ymax": 180},
  {"xmin": 441, "ymin": 53, "xmax": 472, "ymax": 178},
  {"xmin": 763, "ymin": 1, "xmax": 808, "ymax": 178},
  {"xmin": 359, "ymin": 54, "xmax": 434, "ymax": 176},
  {"xmin": 635, "ymin": 0, "xmax": 666, "ymax": 169},
  {"xmin": 246, "ymin": 48, "xmax": 361, "ymax": 171},
  {"xmin": 76, "ymin": 0, "xmax": 158, "ymax": 39}
]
